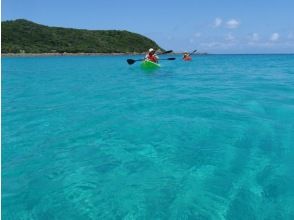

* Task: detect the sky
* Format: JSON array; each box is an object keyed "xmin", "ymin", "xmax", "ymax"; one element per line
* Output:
[{"xmin": 2, "ymin": 0, "xmax": 294, "ymax": 53}]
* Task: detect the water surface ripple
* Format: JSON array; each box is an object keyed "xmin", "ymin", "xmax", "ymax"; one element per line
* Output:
[{"xmin": 2, "ymin": 55, "xmax": 294, "ymax": 219}]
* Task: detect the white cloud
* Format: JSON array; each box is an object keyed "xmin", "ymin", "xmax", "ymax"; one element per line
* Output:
[
  {"xmin": 251, "ymin": 33, "xmax": 260, "ymax": 41},
  {"xmin": 213, "ymin": 18, "xmax": 222, "ymax": 27},
  {"xmin": 270, "ymin": 33, "xmax": 280, "ymax": 41},
  {"xmin": 225, "ymin": 33, "xmax": 235, "ymax": 41},
  {"xmin": 226, "ymin": 19, "xmax": 240, "ymax": 29}
]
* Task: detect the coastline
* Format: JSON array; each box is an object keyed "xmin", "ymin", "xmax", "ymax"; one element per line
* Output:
[
  {"xmin": 1, "ymin": 52, "xmax": 210, "ymax": 57},
  {"xmin": 1, "ymin": 52, "xmax": 145, "ymax": 57}
]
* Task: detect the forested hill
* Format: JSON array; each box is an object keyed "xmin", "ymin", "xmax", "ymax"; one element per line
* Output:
[{"xmin": 1, "ymin": 19, "xmax": 163, "ymax": 53}]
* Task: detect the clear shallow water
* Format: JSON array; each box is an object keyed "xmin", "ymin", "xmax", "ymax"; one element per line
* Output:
[{"xmin": 2, "ymin": 54, "xmax": 294, "ymax": 219}]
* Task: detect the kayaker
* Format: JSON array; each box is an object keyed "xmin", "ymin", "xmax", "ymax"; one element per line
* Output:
[
  {"xmin": 183, "ymin": 51, "xmax": 191, "ymax": 60},
  {"xmin": 145, "ymin": 48, "xmax": 159, "ymax": 63}
]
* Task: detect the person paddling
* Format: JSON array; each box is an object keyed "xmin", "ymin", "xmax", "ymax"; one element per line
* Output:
[
  {"xmin": 183, "ymin": 51, "xmax": 191, "ymax": 60},
  {"xmin": 145, "ymin": 48, "xmax": 159, "ymax": 63}
]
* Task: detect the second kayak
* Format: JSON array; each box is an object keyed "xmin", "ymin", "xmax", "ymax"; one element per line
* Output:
[
  {"xmin": 183, "ymin": 57, "xmax": 192, "ymax": 61},
  {"xmin": 141, "ymin": 60, "xmax": 160, "ymax": 69}
]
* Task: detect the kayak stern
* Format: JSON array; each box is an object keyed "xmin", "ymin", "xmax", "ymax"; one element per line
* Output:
[{"xmin": 141, "ymin": 60, "xmax": 160, "ymax": 69}]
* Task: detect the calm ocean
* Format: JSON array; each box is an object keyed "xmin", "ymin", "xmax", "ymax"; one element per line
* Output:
[{"xmin": 2, "ymin": 54, "xmax": 294, "ymax": 219}]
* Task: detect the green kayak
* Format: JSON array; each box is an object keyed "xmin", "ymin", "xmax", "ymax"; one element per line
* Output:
[{"xmin": 141, "ymin": 60, "xmax": 160, "ymax": 70}]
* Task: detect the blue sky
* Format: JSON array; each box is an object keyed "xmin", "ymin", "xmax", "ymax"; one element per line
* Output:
[{"xmin": 2, "ymin": 0, "xmax": 294, "ymax": 53}]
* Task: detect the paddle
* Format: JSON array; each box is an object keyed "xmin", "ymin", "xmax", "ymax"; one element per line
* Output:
[
  {"xmin": 188, "ymin": 49, "xmax": 197, "ymax": 56},
  {"xmin": 159, "ymin": 50, "xmax": 173, "ymax": 55},
  {"xmin": 126, "ymin": 50, "xmax": 173, "ymax": 65},
  {"xmin": 127, "ymin": 57, "xmax": 175, "ymax": 65},
  {"xmin": 127, "ymin": 59, "xmax": 144, "ymax": 65},
  {"xmin": 159, "ymin": 58, "xmax": 176, "ymax": 61}
]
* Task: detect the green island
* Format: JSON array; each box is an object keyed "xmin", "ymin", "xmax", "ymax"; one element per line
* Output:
[{"xmin": 1, "ymin": 19, "xmax": 163, "ymax": 54}]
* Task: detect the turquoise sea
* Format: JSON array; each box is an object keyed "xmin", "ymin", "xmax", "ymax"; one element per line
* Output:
[{"xmin": 2, "ymin": 54, "xmax": 294, "ymax": 219}]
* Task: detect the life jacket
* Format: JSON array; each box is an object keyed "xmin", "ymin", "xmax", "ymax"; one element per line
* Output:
[
  {"xmin": 183, "ymin": 54, "xmax": 191, "ymax": 61},
  {"xmin": 147, "ymin": 53, "xmax": 158, "ymax": 63},
  {"xmin": 183, "ymin": 56, "xmax": 192, "ymax": 61}
]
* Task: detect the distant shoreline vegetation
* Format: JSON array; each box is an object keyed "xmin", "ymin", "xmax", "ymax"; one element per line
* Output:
[
  {"xmin": 1, "ymin": 52, "xmax": 209, "ymax": 57},
  {"xmin": 1, "ymin": 19, "xmax": 163, "ymax": 54},
  {"xmin": 1, "ymin": 52, "xmax": 146, "ymax": 57}
]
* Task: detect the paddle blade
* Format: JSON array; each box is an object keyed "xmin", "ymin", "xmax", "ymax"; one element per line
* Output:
[
  {"xmin": 189, "ymin": 50, "xmax": 197, "ymax": 55},
  {"xmin": 127, "ymin": 59, "xmax": 136, "ymax": 65},
  {"xmin": 158, "ymin": 57, "xmax": 176, "ymax": 61},
  {"xmin": 161, "ymin": 50, "xmax": 173, "ymax": 55}
]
